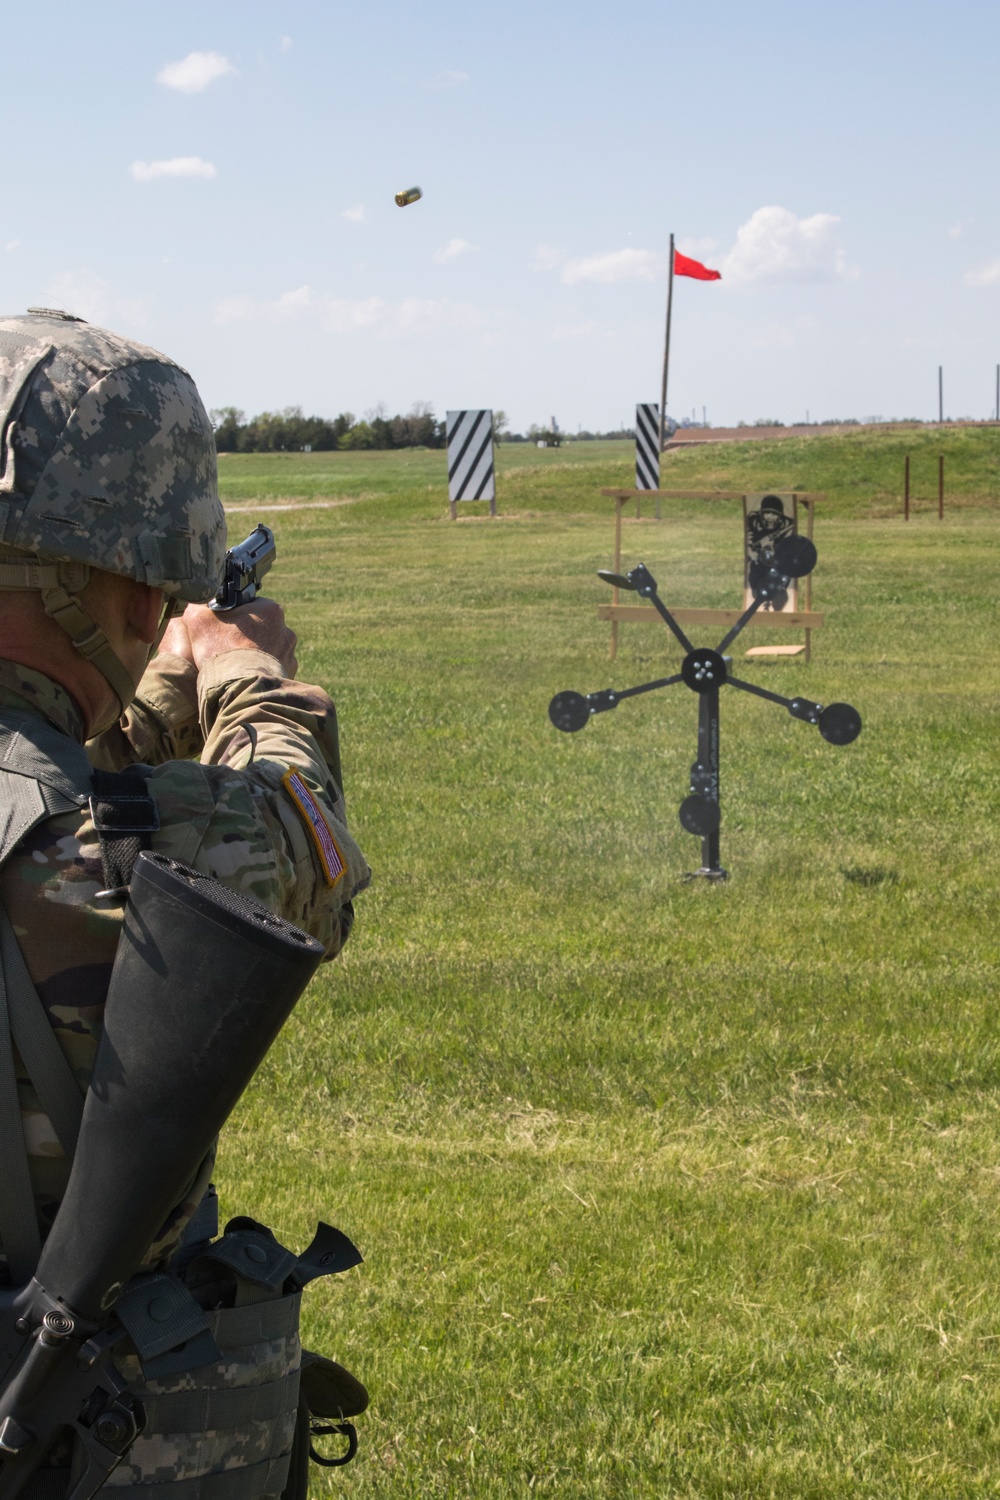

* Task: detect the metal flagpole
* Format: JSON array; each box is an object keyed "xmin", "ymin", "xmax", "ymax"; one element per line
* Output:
[{"xmin": 658, "ymin": 233, "xmax": 675, "ymax": 453}]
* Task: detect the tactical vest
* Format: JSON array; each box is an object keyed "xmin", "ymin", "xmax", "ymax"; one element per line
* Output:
[{"xmin": 0, "ymin": 707, "xmax": 366, "ymax": 1499}]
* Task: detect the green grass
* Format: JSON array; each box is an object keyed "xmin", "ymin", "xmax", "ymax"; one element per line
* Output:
[
  {"xmin": 659, "ymin": 426, "xmax": 1000, "ymax": 519},
  {"xmin": 216, "ymin": 426, "xmax": 1000, "ymax": 523},
  {"xmin": 216, "ymin": 439, "xmax": 632, "ymax": 521},
  {"xmin": 212, "ymin": 440, "xmax": 1000, "ymax": 1496}
]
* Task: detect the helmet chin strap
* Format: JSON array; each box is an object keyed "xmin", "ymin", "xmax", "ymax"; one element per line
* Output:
[{"xmin": 0, "ymin": 551, "xmax": 179, "ymax": 738}]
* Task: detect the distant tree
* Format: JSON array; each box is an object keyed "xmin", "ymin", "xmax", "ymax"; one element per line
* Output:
[
  {"xmin": 210, "ymin": 407, "xmax": 245, "ymax": 451},
  {"xmin": 406, "ymin": 400, "xmax": 440, "ymax": 447},
  {"xmin": 208, "ymin": 403, "xmax": 448, "ymax": 452},
  {"xmin": 341, "ymin": 420, "xmax": 374, "ymax": 450},
  {"xmin": 371, "ymin": 417, "xmax": 393, "ymax": 449},
  {"xmin": 492, "ymin": 409, "xmax": 509, "ymax": 440}
]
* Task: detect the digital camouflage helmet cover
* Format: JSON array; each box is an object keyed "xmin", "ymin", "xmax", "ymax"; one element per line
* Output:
[{"xmin": 0, "ymin": 309, "xmax": 226, "ymax": 727}]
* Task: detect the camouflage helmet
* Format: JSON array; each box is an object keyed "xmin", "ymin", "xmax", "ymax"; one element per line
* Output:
[
  {"xmin": 0, "ymin": 309, "xmax": 225, "ymax": 600},
  {"xmin": 0, "ymin": 310, "xmax": 227, "ymax": 733}
]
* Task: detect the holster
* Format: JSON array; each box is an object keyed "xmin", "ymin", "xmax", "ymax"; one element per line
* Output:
[
  {"xmin": 0, "ymin": 852, "xmax": 361, "ymax": 1500},
  {"xmin": 100, "ymin": 1216, "xmax": 366, "ymax": 1500}
]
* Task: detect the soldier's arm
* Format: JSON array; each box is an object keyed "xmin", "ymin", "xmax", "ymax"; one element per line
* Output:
[
  {"xmin": 86, "ymin": 651, "xmax": 204, "ymax": 771},
  {"xmin": 147, "ymin": 600, "xmax": 369, "ymax": 956}
]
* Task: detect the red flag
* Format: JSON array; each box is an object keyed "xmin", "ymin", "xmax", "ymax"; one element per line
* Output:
[{"xmin": 674, "ymin": 249, "xmax": 721, "ymax": 281}]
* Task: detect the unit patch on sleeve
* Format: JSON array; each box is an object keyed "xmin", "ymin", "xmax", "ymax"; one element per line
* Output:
[{"xmin": 282, "ymin": 768, "xmax": 346, "ymax": 887}]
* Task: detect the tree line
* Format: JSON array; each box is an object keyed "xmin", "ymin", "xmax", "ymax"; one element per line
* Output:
[
  {"xmin": 210, "ymin": 404, "xmax": 446, "ymax": 452},
  {"xmin": 210, "ymin": 405, "xmax": 636, "ymax": 453}
]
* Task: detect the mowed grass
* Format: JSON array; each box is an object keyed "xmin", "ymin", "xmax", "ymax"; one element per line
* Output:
[
  {"xmin": 216, "ymin": 425, "xmax": 1000, "ymax": 522},
  {"xmin": 213, "ymin": 442, "xmax": 1000, "ymax": 1496},
  {"xmin": 659, "ymin": 426, "xmax": 1000, "ymax": 520},
  {"xmin": 216, "ymin": 439, "xmax": 632, "ymax": 520}
]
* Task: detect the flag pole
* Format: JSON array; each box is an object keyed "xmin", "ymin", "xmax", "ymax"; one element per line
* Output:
[{"xmin": 658, "ymin": 233, "xmax": 674, "ymax": 453}]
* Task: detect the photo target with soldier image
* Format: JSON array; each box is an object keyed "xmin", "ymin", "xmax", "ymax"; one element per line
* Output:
[{"xmin": 744, "ymin": 494, "xmax": 802, "ymax": 615}]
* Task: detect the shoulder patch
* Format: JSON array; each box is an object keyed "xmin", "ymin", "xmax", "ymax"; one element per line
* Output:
[{"xmin": 282, "ymin": 768, "xmax": 346, "ymax": 888}]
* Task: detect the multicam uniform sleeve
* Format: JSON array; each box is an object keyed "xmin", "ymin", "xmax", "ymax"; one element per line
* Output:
[
  {"xmin": 87, "ymin": 652, "xmax": 205, "ymax": 771},
  {"xmin": 166, "ymin": 649, "xmax": 370, "ymax": 958}
]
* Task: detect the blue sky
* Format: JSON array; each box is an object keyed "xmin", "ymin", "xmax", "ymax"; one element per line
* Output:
[{"xmin": 3, "ymin": 1, "xmax": 998, "ymax": 430}]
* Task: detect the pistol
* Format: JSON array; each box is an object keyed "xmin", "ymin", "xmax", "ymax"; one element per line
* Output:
[{"xmin": 210, "ymin": 523, "xmax": 276, "ymax": 612}]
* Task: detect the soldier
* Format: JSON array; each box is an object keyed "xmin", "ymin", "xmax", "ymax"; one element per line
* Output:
[{"xmin": 0, "ymin": 308, "xmax": 370, "ymax": 1496}]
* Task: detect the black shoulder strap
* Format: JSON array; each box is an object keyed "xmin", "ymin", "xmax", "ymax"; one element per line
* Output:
[{"xmin": 89, "ymin": 768, "xmax": 160, "ymax": 897}]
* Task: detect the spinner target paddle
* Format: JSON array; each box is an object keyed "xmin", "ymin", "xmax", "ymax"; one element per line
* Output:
[{"xmin": 550, "ymin": 536, "xmax": 861, "ymax": 880}]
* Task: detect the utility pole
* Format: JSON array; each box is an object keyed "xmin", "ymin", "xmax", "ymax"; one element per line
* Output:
[
  {"xmin": 938, "ymin": 365, "xmax": 943, "ymax": 424},
  {"xmin": 996, "ymin": 364, "xmax": 999, "ymax": 422},
  {"xmin": 658, "ymin": 233, "xmax": 675, "ymax": 453}
]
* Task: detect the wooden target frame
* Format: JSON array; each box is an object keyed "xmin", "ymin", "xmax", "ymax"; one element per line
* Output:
[{"xmin": 597, "ymin": 489, "xmax": 824, "ymax": 661}]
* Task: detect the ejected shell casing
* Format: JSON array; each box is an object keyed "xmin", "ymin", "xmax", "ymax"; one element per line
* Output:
[{"xmin": 394, "ymin": 186, "xmax": 422, "ymax": 207}]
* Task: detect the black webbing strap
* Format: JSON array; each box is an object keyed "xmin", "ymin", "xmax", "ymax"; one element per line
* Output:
[
  {"xmin": 0, "ymin": 948, "xmax": 42, "ymax": 1283},
  {"xmin": 89, "ymin": 769, "xmax": 159, "ymax": 897}
]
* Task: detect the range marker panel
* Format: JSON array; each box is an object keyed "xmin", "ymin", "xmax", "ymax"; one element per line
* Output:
[
  {"xmin": 635, "ymin": 403, "xmax": 660, "ymax": 491},
  {"xmin": 446, "ymin": 410, "xmax": 495, "ymax": 502}
]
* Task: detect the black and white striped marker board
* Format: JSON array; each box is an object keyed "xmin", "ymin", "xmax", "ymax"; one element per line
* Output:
[
  {"xmin": 446, "ymin": 410, "xmax": 495, "ymax": 503},
  {"xmin": 635, "ymin": 403, "xmax": 660, "ymax": 490}
]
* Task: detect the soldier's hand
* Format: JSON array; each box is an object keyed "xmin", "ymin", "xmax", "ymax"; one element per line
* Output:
[
  {"xmin": 158, "ymin": 612, "xmax": 196, "ymax": 665},
  {"xmin": 182, "ymin": 599, "xmax": 299, "ymax": 679}
]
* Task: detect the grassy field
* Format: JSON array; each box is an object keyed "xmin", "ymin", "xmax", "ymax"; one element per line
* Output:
[
  {"xmin": 216, "ymin": 439, "xmax": 632, "ymax": 520},
  {"xmin": 216, "ymin": 425, "xmax": 1000, "ymax": 522},
  {"xmin": 212, "ymin": 432, "xmax": 1000, "ymax": 1496}
]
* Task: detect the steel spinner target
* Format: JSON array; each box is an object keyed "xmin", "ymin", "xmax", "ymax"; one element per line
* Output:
[
  {"xmin": 550, "ymin": 552, "xmax": 862, "ymax": 879},
  {"xmin": 548, "ymin": 691, "xmax": 591, "ymax": 733}
]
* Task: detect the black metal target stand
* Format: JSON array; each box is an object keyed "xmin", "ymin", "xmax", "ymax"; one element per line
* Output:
[{"xmin": 548, "ymin": 534, "xmax": 862, "ymax": 881}]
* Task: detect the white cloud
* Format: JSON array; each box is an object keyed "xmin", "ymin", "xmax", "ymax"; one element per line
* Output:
[
  {"xmin": 279, "ymin": 36, "xmax": 292, "ymax": 52},
  {"xmin": 45, "ymin": 271, "xmax": 148, "ymax": 329},
  {"xmin": 722, "ymin": 206, "xmax": 856, "ymax": 286},
  {"xmin": 214, "ymin": 286, "xmax": 489, "ymax": 336},
  {"xmin": 342, "ymin": 204, "xmax": 367, "ymax": 223},
  {"xmin": 157, "ymin": 51, "xmax": 235, "ymax": 93},
  {"xmin": 561, "ymin": 248, "xmax": 661, "ymax": 285},
  {"xmin": 966, "ymin": 260, "xmax": 1000, "ymax": 287},
  {"xmin": 5, "ymin": 240, "xmax": 19, "ymax": 253},
  {"xmin": 130, "ymin": 157, "xmax": 217, "ymax": 182},
  {"xmin": 433, "ymin": 237, "xmax": 475, "ymax": 263}
]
